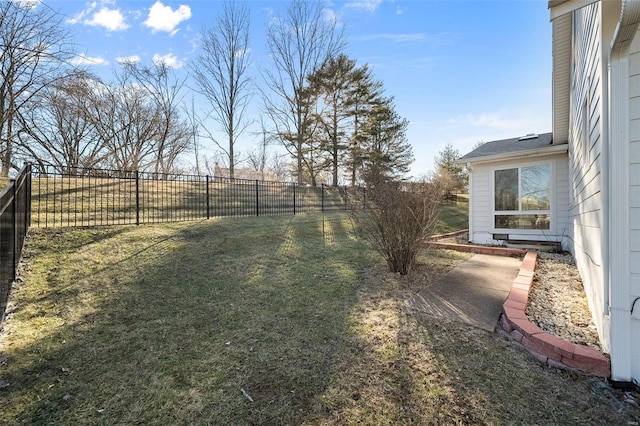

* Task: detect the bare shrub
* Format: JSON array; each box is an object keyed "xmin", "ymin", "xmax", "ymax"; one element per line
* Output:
[{"xmin": 351, "ymin": 180, "xmax": 442, "ymax": 275}]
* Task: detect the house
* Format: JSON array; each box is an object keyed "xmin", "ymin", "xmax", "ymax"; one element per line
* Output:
[
  {"xmin": 457, "ymin": 132, "xmax": 570, "ymax": 249},
  {"xmin": 213, "ymin": 164, "xmax": 279, "ymax": 182},
  {"xmin": 457, "ymin": 0, "xmax": 640, "ymax": 386}
]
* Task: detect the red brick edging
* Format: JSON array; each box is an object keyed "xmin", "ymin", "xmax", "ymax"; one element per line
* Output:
[
  {"xmin": 426, "ymin": 241, "xmax": 526, "ymax": 257},
  {"xmin": 426, "ymin": 229, "xmax": 470, "ymax": 241},
  {"xmin": 501, "ymin": 251, "xmax": 611, "ymax": 377},
  {"xmin": 424, "ymin": 230, "xmax": 526, "ymax": 256}
]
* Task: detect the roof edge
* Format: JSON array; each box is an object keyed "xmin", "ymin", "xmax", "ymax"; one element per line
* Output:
[{"xmin": 456, "ymin": 143, "xmax": 568, "ymax": 166}]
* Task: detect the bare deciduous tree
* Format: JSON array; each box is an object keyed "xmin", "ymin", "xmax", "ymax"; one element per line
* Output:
[
  {"xmin": 90, "ymin": 79, "xmax": 159, "ymax": 171},
  {"xmin": 0, "ymin": 0, "xmax": 76, "ymax": 176},
  {"xmin": 81, "ymin": 64, "xmax": 192, "ymax": 173},
  {"xmin": 263, "ymin": 0, "xmax": 344, "ymax": 184},
  {"xmin": 247, "ymin": 118, "xmax": 273, "ymax": 181},
  {"xmin": 267, "ymin": 152, "xmax": 292, "ymax": 182},
  {"xmin": 17, "ymin": 70, "xmax": 106, "ymax": 173},
  {"xmin": 121, "ymin": 60, "xmax": 192, "ymax": 174},
  {"xmin": 191, "ymin": 1, "xmax": 252, "ymax": 179}
]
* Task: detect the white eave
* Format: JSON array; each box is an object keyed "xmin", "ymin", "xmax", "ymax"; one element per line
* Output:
[
  {"xmin": 456, "ymin": 143, "xmax": 568, "ymax": 166},
  {"xmin": 549, "ymin": 0, "xmax": 599, "ymax": 20},
  {"xmin": 550, "ymin": 10, "xmax": 572, "ymax": 145}
]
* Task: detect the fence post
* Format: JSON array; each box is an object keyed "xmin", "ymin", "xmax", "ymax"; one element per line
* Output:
[
  {"xmin": 135, "ymin": 170, "xmax": 140, "ymax": 225},
  {"xmin": 255, "ymin": 180, "xmax": 259, "ymax": 217},
  {"xmin": 26, "ymin": 164, "xmax": 32, "ymax": 230},
  {"xmin": 11, "ymin": 178, "xmax": 17, "ymax": 282},
  {"xmin": 321, "ymin": 183, "xmax": 325, "ymax": 212},
  {"xmin": 293, "ymin": 184, "xmax": 296, "ymax": 215},
  {"xmin": 206, "ymin": 175, "xmax": 210, "ymax": 219},
  {"xmin": 344, "ymin": 186, "xmax": 348, "ymax": 211}
]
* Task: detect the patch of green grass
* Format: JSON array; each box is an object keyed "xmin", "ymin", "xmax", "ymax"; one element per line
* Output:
[
  {"xmin": 1, "ymin": 213, "xmax": 638, "ymax": 424},
  {"xmin": 436, "ymin": 199, "xmax": 469, "ymax": 233},
  {"xmin": 1, "ymin": 214, "xmax": 376, "ymax": 424}
]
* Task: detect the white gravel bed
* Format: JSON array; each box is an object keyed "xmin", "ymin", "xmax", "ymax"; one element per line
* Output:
[{"xmin": 526, "ymin": 252, "xmax": 602, "ymax": 351}]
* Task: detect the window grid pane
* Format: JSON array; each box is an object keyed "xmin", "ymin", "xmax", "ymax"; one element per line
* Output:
[
  {"xmin": 521, "ymin": 164, "xmax": 550, "ymax": 211},
  {"xmin": 494, "ymin": 163, "xmax": 552, "ymax": 230},
  {"xmin": 495, "ymin": 214, "xmax": 550, "ymax": 230},
  {"xmin": 494, "ymin": 168, "xmax": 518, "ymax": 211}
]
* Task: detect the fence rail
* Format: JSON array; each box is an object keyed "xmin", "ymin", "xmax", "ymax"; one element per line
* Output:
[
  {"xmin": 1, "ymin": 164, "xmax": 32, "ymax": 325},
  {"xmin": 31, "ymin": 165, "xmax": 359, "ymax": 228}
]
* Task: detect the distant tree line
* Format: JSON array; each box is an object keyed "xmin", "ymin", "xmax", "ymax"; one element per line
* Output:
[{"xmin": 0, "ymin": 0, "xmax": 413, "ymax": 185}]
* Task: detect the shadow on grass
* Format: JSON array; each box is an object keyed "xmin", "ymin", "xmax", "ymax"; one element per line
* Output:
[
  {"xmin": 0, "ymin": 214, "xmax": 378, "ymax": 424},
  {"xmin": 1, "ymin": 214, "xmax": 637, "ymax": 424}
]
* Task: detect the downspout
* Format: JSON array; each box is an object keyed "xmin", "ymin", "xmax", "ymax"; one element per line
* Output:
[
  {"xmin": 607, "ymin": 0, "xmax": 640, "ymax": 384},
  {"xmin": 603, "ymin": 8, "xmax": 611, "ymax": 320}
]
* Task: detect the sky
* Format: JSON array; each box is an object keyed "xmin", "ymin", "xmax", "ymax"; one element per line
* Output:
[{"xmin": 48, "ymin": 0, "xmax": 553, "ymax": 179}]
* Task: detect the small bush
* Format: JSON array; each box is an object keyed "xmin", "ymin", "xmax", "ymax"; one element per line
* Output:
[{"xmin": 351, "ymin": 180, "xmax": 441, "ymax": 275}]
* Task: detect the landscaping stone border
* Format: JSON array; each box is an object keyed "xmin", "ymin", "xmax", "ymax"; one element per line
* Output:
[{"xmin": 501, "ymin": 251, "xmax": 611, "ymax": 377}]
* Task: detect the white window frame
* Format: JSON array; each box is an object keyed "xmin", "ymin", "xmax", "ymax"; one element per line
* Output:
[{"xmin": 491, "ymin": 160, "xmax": 555, "ymax": 234}]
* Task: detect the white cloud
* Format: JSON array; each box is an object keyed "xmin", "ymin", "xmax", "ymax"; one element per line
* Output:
[
  {"xmin": 187, "ymin": 35, "xmax": 200, "ymax": 54},
  {"xmin": 14, "ymin": 0, "xmax": 41, "ymax": 10},
  {"xmin": 452, "ymin": 113, "xmax": 531, "ymax": 131},
  {"xmin": 357, "ymin": 32, "xmax": 451, "ymax": 46},
  {"xmin": 359, "ymin": 33, "xmax": 426, "ymax": 43},
  {"xmin": 86, "ymin": 7, "xmax": 129, "ymax": 31},
  {"xmin": 66, "ymin": 2, "xmax": 97, "ymax": 25},
  {"xmin": 152, "ymin": 53, "xmax": 184, "ymax": 69},
  {"xmin": 71, "ymin": 54, "xmax": 108, "ymax": 66},
  {"xmin": 234, "ymin": 48, "xmax": 251, "ymax": 58},
  {"xmin": 443, "ymin": 112, "xmax": 547, "ymax": 147},
  {"xmin": 116, "ymin": 55, "xmax": 141, "ymax": 64},
  {"xmin": 262, "ymin": 7, "xmax": 274, "ymax": 17},
  {"xmin": 144, "ymin": 1, "xmax": 192, "ymax": 35},
  {"xmin": 69, "ymin": 2, "xmax": 129, "ymax": 31},
  {"xmin": 344, "ymin": 0, "xmax": 383, "ymax": 12},
  {"xmin": 322, "ymin": 8, "xmax": 339, "ymax": 24}
]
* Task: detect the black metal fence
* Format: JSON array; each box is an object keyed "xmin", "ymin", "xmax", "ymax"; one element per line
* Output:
[
  {"xmin": 31, "ymin": 165, "xmax": 358, "ymax": 228},
  {"xmin": 1, "ymin": 164, "xmax": 32, "ymax": 325}
]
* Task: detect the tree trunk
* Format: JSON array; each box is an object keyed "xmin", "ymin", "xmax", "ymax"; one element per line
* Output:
[{"xmin": 1, "ymin": 112, "xmax": 13, "ymax": 178}]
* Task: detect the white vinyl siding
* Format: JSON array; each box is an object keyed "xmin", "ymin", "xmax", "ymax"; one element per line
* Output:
[
  {"xmin": 468, "ymin": 165, "xmax": 490, "ymax": 243},
  {"xmin": 568, "ymin": 2, "xmax": 607, "ymax": 351},
  {"xmin": 627, "ymin": 27, "xmax": 640, "ymax": 380}
]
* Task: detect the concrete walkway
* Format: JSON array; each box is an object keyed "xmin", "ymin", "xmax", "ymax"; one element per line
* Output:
[{"xmin": 407, "ymin": 254, "xmax": 522, "ymax": 332}]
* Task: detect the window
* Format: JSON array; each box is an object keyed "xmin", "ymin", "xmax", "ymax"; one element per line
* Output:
[{"xmin": 494, "ymin": 164, "xmax": 551, "ymax": 230}]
